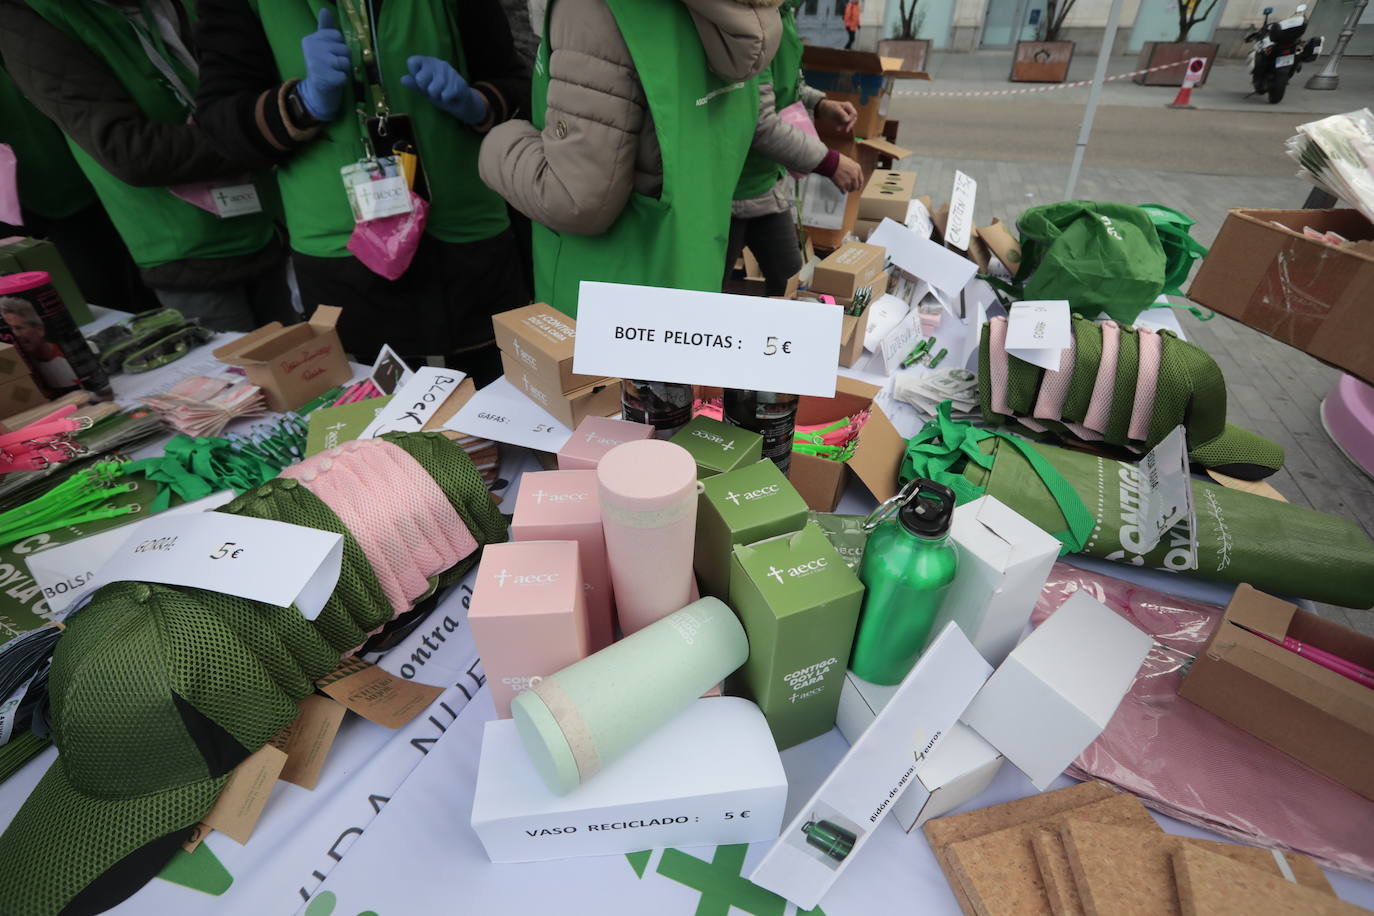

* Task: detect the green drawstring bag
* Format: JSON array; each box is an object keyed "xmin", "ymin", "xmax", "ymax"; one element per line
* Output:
[
  {"xmin": 1011, "ymin": 201, "xmax": 1168, "ymax": 326},
  {"xmin": 901, "ymin": 403, "xmax": 1374, "ymax": 609},
  {"xmin": 1139, "ymin": 203, "xmax": 1210, "ymax": 297}
]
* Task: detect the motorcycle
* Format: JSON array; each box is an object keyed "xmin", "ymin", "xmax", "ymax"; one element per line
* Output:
[{"xmin": 1246, "ymin": 4, "xmax": 1324, "ymax": 104}]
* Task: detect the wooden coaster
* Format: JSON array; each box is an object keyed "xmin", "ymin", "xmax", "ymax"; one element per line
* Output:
[
  {"xmin": 923, "ymin": 782, "xmax": 1115, "ymax": 916},
  {"xmin": 1172, "ymin": 845, "xmax": 1365, "ymax": 916},
  {"xmin": 945, "ymin": 794, "xmax": 1159, "ymax": 916},
  {"xmin": 1032, "ymin": 827, "xmax": 1084, "ymax": 916},
  {"xmin": 1060, "ymin": 819, "xmax": 1334, "ymax": 916}
]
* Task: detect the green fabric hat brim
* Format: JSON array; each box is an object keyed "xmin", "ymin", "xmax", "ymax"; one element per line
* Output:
[{"xmin": 1189, "ymin": 422, "xmax": 1285, "ymax": 478}]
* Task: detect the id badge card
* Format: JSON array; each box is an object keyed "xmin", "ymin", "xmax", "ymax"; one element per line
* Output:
[
  {"xmin": 169, "ymin": 177, "xmax": 264, "ymax": 218},
  {"xmin": 341, "ymin": 156, "xmax": 414, "ymax": 223},
  {"xmin": 366, "ymin": 113, "xmax": 429, "ymax": 199}
]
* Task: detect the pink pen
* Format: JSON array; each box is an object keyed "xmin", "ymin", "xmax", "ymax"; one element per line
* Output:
[{"xmin": 1234, "ymin": 622, "xmax": 1374, "ymax": 689}]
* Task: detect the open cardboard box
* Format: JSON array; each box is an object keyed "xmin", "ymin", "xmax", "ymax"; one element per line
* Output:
[
  {"xmin": 1188, "ymin": 208, "xmax": 1374, "ymax": 386},
  {"xmin": 789, "ymin": 375, "xmax": 904, "ymax": 511},
  {"xmin": 1179, "ymin": 583, "xmax": 1374, "ymax": 800},
  {"xmin": 213, "ymin": 306, "xmax": 352, "ymax": 412},
  {"xmin": 801, "ymin": 48, "xmax": 930, "ymax": 139}
]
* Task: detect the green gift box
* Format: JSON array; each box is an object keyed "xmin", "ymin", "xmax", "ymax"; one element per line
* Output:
[
  {"xmin": 0, "ymin": 237, "xmax": 94, "ymax": 325},
  {"xmin": 729, "ymin": 521, "xmax": 865, "ymax": 750},
  {"xmin": 669, "ymin": 415, "xmax": 761, "ymax": 479},
  {"xmin": 695, "ymin": 459, "xmax": 808, "ymax": 601}
]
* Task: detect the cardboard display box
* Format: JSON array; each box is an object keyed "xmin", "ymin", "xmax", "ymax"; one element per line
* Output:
[
  {"xmin": 471, "ymin": 698, "xmax": 786, "ymax": 863},
  {"xmin": 859, "ymin": 170, "xmax": 917, "ymax": 224},
  {"xmin": 1179, "ymin": 583, "xmax": 1374, "ymax": 801},
  {"xmin": 801, "ymin": 48, "xmax": 930, "ymax": 140},
  {"xmin": 853, "ymin": 219, "xmax": 881, "ymax": 242},
  {"xmin": 811, "ymin": 242, "xmax": 887, "ymax": 301},
  {"xmin": 803, "ymin": 139, "xmax": 913, "ymax": 251},
  {"xmin": 213, "ymin": 306, "xmax": 352, "ymax": 412},
  {"xmin": 1188, "ymin": 209, "xmax": 1374, "ymax": 386},
  {"xmin": 695, "ymin": 459, "xmax": 809, "ymax": 601},
  {"xmin": 787, "ymin": 375, "xmax": 905, "ymax": 512},
  {"xmin": 0, "ymin": 373, "xmax": 48, "ymax": 420},
  {"xmin": 492, "ymin": 302, "xmax": 614, "ymax": 394},
  {"xmin": 838, "ymin": 314, "xmax": 865, "ymax": 368},
  {"xmin": 962, "ymin": 591, "xmax": 1153, "ymax": 790},
  {"xmin": 556, "ymin": 416, "xmax": 654, "ymax": 471},
  {"xmin": 668, "ymin": 415, "xmax": 763, "ymax": 479},
  {"xmin": 0, "ymin": 343, "xmax": 32, "ymax": 388},
  {"xmin": 0, "ymin": 236, "xmax": 94, "ymax": 325},
  {"xmin": 500, "ymin": 350, "xmax": 620, "ymax": 430}
]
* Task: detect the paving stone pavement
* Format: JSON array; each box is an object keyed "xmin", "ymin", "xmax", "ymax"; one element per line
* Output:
[{"xmin": 889, "ymin": 154, "xmax": 1374, "ymax": 631}]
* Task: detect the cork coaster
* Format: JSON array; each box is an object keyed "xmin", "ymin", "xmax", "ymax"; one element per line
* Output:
[
  {"xmin": 1060, "ymin": 820, "xmax": 1333, "ymax": 916},
  {"xmin": 924, "ymin": 782, "xmax": 1116, "ymax": 916},
  {"xmin": 1172, "ymin": 846, "xmax": 1366, "ymax": 916},
  {"xmin": 1031, "ymin": 828, "xmax": 1083, "ymax": 916},
  {"xmin": 945, "ymin": 794, "xmax": 1159, "ymax": 916}
]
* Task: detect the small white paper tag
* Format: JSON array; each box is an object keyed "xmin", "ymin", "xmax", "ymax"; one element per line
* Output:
[
  {"xmin": 1006, "ymin": 300, "xmax": 1071, "ymax": 371},
  {"xmin": 945, "ymin": 170, "xmax": 977, "ymax": 251},
  {"xmin": 210, "ymin": 183, "xmax": 264, "ymax": 218},
  {"xmin": 445, "ymin": 377, "xmax": 572, "ymax": 452},
  {"xmin": 870, "ymin": 310, "xmax": 921, "ymax": 376},
  {"xmin": 63, "ymin": 514, "xmax": 344, "ymax": 620},
  {"xmin": 360, "ymin": 366, "xmax": 465, "ymax": 438},
  {"xmin": 1136, "ymin": 425, "xmax": 1195, "ymax": 555},
  {"xmin": 904, "ymin": 198, "xmax": 933, "ymax": 239},
  {"xmin": 352, "ymin": 175, "xmax": 413, "ymax": 221},
  {"xmin": 573, "ymin": 282, "xmax": 841, "ymax": 397},
  {"xmin": 801, "ymin": 173, "xmax": 848, "ymax": 230}
]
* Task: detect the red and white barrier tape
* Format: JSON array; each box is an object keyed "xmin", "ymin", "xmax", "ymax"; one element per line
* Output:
[{"xmin": 892, "ymin": 59, "xmax": 1188, "ymax": 98}]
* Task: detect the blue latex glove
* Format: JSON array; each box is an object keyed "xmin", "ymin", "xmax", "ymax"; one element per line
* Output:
[
  {"xmin": 298, "ymin": 8, "xmax": 350, "ymax": 121},
  {"xmin": 400, "ymin": 55, "xmax": 488, "ymax": 124}
]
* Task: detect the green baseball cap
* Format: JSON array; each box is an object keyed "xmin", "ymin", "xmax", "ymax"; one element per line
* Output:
[
  {"xmin": 1103, "ymin": 325, "xmax": 1139, "ymax": 447},
  {"xmin": 0, "ymin": 578, "xmax": 340, "ymax": 915},
  {"xmin": 1061, "ymin": 316, "xmax": 1102, "ymax": 424},
  {"xmin": 1150, "ymin": 332, "xmax": 1285, "ymax": 480}
]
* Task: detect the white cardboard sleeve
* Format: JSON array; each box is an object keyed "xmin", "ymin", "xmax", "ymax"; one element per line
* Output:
[
  {"xmin": 470, "ymin": 697, "xmax": 785, "ymax": 863},
  {"xmin": 835, "ymin": 672, "xmax": 1002, "ymax": 832},
  {"xmin": 749, "ymin": 624, "xmax": 992, "ymax": 911},
  {"xmin": 932, "ymin": 496, "xmax": 1062, "ymax": 668},
  {"xmin": 961, "ymin": 590, "xmax": 1152, "ymax": 790}
]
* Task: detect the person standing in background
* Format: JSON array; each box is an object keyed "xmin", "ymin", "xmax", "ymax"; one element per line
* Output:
[
  {"xmin": 0, "ymin": 0, "xmax": 295, "ymax": 333},
  {"xmin": 728, "ymin": 0, "xmax": 862, "ymax": 296},
  {"xmin": 844, "ymin": 0, "xmax": 861, "ymax": 48},
  {"xmin": 193, "ymin": 0, "xmax": 530, "ymax": 381},
  {"xmin": 477, "ymin": 0, "xmax": 782, "ymax": 317}
]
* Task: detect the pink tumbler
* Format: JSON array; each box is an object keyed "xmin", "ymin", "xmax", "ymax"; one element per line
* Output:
[{"xmin": 597, "ymin": 440, "xmax": 698, "ymax": 635}]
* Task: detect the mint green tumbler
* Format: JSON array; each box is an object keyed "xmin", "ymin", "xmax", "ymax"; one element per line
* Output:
[{"xmin": 510, "ymin": 598, "xmax": 749, "ymax": 794}]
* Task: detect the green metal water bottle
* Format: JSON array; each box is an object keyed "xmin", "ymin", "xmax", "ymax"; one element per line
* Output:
[
  {"xmin": 801, "ymin": 819, "xmax": 856, "ymax": 862},
  {"xmin": 850, "ymin": 479, "xmax": 958, "ymax": 685}
]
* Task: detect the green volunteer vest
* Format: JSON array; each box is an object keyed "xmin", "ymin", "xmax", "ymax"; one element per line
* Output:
[
  {"xmin": 734, "ymin": 0, "xmax": 804, "ymax": 202},
  {"xmin": 0, "ymin": 65, "xmax": 97, "ymax": 221},
  {"xmin": 20, "ymin": 0, "xmax": 276, "ymax": 269},
  {"xmin": 247, "ymin": 0, "xmax": 509, "ymax": 258},
  {"xmin": 531, "ymin": 0, "xmax": 760, "ymax": 316}
]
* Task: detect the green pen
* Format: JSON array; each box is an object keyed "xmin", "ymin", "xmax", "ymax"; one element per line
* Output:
[
  {"xmin": 901, "ymin": 338, "xmax": 932, "ymax": 369},
  {"xmin": 927, "ymin": 347, "xmax": 948, "ymax": 369}
]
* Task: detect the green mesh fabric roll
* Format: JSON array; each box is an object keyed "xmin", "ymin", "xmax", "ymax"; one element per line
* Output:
[
  {"xmin": 0, "ymin": 733, "xmax": 50, "ymax": 786},
  {"xmin": 0, "ymin": 432, "xmax": 506, "ymax": 915}
]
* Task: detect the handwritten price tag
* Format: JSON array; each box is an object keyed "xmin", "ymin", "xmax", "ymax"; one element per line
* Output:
[
  {"xmin": 445, "ymin": 377, "xmax": 573, "ymax": 452},
  {"xmin": 1006, "ymin": 300, "xmax": 1071, "ymax": 371},
  {"xmin": 1135, "ymin": 425, "xmax": 1196, "ymax": 557},
  {"xmin": 573, "ymin": 282, "xmax": 841, "ymax": 397},
  {"xmin": 945, "ymin": 171, "xmax": 977, "ymax": 251},
  {"xmin": 361, "ymin": 366, "xmax": 466, "ymax": 439},
  {"xmin": 59, "ymin": 514, "xmax": 344, "ymax": 620}
]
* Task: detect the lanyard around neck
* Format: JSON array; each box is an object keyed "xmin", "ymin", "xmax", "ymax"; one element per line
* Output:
[
  {"xmin": 337, "ymin": 0, "xmax": 391, "ymax": 158},
  {"xmin": 117, "ymin": 0, "xmax": 197, "ymax": 111}
]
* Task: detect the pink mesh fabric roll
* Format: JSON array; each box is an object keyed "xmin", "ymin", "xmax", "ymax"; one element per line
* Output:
[
  {"xmin": 1033, "ymin": 333, "xmax": 1076, "ymax": 421},
  {"xmin": 1032, "ymin": 564, "xmax": 1374, "ymax": 881},
  {"xmin": 1083, "ymin": 320, "xmax": 1120, "ymax": 435},
  {"xmin": 1129, "ymin": 327, "xmax": 1162, "ymax": 441},
  {"xmin": 990, "ymin": 317, "xmax": 1046, "ymax": 432},
  {"xmin": 281, "ymin": 439, "xmax": 478, "ymax": 615}
]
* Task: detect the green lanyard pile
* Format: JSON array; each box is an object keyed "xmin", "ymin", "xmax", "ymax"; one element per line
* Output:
[
  {"xmin": 119, "ymin": 435, "xmax": 279, "ymax": 513},
  {"xmin": 0, "ymin": 463, "xmax": 139, "ymax": 547}
]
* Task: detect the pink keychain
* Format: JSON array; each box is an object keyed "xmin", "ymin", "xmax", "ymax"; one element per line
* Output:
[{"xmin": 0, "ymin": 404, "xmax": 91, "ymax": 473}]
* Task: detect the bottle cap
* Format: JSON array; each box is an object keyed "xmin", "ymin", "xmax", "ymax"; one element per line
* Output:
[
  {"xmin": 511, "ymin": 685, "xmax": 582, "ymax": 795},
  {"xmin": 0, "ymin": 271, "xmax": 52, "ymax": 295},
  {"xmin": 597, "ymin": 439, "xmax": 697, "ymax": 513},
  {"xmin": 898, "ymin": 479, "xmax": 956, "ymax": 538}
]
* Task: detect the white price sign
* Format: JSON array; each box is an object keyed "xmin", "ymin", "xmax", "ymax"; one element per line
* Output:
[
  {"xmin": 62, "ymin": 514, "xmax": 344, "ymax": 621},
  {"xmin": 1136, "ymin": 425, "xmax": 1196, "ymax": 557},
  {"xmin": 945, "ymin": 170, "xmax": 977, "ymax": 251},
  {"xmin": 445, "ymin": 377, "xmax": 572, "ymax": 452},
  {"xmin": 361, "ymin": 366, "xmax": 466, "ymax": 439},
  {"xmin": 573, "ymin": 282, "xmax": 842, "ymax": 397}
]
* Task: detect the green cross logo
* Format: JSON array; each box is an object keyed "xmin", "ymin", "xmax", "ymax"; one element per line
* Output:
[{"xmin": 626, "ymin": 845, "xmax": 826, "ymax": 916}]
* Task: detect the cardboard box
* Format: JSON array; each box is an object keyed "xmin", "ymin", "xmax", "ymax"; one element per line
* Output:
[
  {"xmin": 0, "ymin": 343, "xmax": 32, "ymax": 388},
  {"xmin": 853, "ymin": 219, "xmax": 881, "ymax": 242},
  {"xmin": 0, "ymin": 236, "xmax": 94, "ymax": 325},
  {"xmin": 511, "ymin": 470, "xmax": 614, "ymax": 653},
  {"xmin": 787, "ymin": 375, "xmax": 905, "ymax": 511},
  {"xmin": 471, "ymin": 697, "xmax": 786, "ymax": 863},
  {"xmin": 468, "ymin": 541, "xmax": 590, "ymax": 718},
  {"xmin": 0, "ymin": 373, "xmax": 48, "ymax": 419},
  {"xmin": 1188, "ymin": 209, "xmax": 1374, "ymax": 386},
  {"xmin": 962, "ymin": 591, "xmax": 1153, "ymax": 790},
  {"xmin": 500, "ymin": 350, "xmax": 620, "ymax": 430},
  {"xmin": 930, "ymin": 496, "xmax": 1062, "ymax": 667},
  {"xmin": 838, "ymin": 314, "xmax": 865, "ymax": 368},
  {"xmin": 492, "ymin": 302, "xmax": 613, "ymax": 394},
  {"xmin": 811, "ymin": 242, "xmax": 887, "ymax": 301},
  {"xmin": 556, "ymin": 416, "xmax": 654, "ymax": 471},
  {"xmin": 859, "ymin": 170, "xmax": 917, "ymax": 224},
  {"xmin": 801, "ymin": 47, "xmax": 930, "ymax": 140},
  {"xmin": 728, "ymin": 521, "xmax": 865, "ymax": 750},
  {"xmin": 835, "ymin": 672, "xmax": 1003, "ymax": 832},
  {"xmin": 976, "ymin": 219, "xmax": 1022, "ymax": 276},
  {"xmin": 1179, "ymin": 583, "xmax": 1374, "ymax": 800},
  {"xmin": 668, "ymin": 415, "xmax": 762, "ymax": 479},
  {"xmin": 213, "ymin": 306, "xmax": 351, "ymax": 412},
  {"xmin": 695, "ymin": 459, "xmax": 809, "ymax": 601},
  {"xmin": 748, "ymin": 624, "xmax": 991, "ymax": 911}
]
